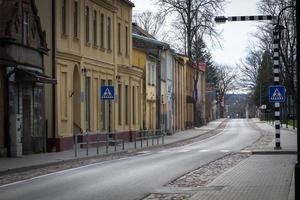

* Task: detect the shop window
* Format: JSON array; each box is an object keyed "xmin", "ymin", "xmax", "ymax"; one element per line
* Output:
[
  {"xmin": 125, "ymin": 85, "xmax": 129, "ymax": 125},
  {"xmin": 132, "ymin": 86, "xmax": 135, "ymax": 125},
  {"xmin": 33, "ymin": 87, "xmax": 43, "ymax": 137},
  {"xmin": 118, "ymin": 84, "xmax": 122, "ymax": 125},
  {"xmin": 101, "ymin": 79, "xmax": 106, "ymax": 131},
  {"xmin": 85, "ymin": 77, "xmax": 91, "ymax": 130}
]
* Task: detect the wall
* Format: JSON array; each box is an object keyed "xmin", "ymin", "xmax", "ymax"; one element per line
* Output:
[{"xmin": 35, "ymin": 0, "xmax": 54, "ymax": 140}]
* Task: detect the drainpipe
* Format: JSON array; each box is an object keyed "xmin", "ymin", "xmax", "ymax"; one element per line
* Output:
[{"xmin": 51, "ymin": 0, "xmax": 56, "ymax": 140}]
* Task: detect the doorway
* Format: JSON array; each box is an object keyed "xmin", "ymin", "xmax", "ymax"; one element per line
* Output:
[
  {"xmin": 73, "ymin": 65, "xmax": 81, "ymax": 134},
  {"xmin": 22, "ymin": 95, "xmax": 32, "ymax": 154}
]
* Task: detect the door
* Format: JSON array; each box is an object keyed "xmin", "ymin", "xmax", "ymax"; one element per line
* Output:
[{"xmin": 22, "ymin": 95, "xmax": 32, "ymax": 154}]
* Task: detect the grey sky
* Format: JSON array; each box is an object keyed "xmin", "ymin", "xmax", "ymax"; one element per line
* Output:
[{"xmin": 131, "ymin": 0, "xmax": 261, "ymax": 67}]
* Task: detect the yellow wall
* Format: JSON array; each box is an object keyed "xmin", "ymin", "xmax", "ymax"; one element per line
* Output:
[
  {"xmin": 132, "ymin": 49, "xmax": 146, "ymax": 69},
  {"xmin": 173, "ymin": 56, "xmax": 185, "ymax": 130},
  {"xmin": 38, "ymin": 0, "xmax": 140, "ymax": 139}
]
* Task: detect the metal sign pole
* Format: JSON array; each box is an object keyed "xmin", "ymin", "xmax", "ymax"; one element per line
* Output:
[
  {"xmin": 273, "ymin": 27, "xmax": 282, "ymax": 149},
  {"xmin": 295, "ymin": 1, "xmax": 300, "ymax": 198}
]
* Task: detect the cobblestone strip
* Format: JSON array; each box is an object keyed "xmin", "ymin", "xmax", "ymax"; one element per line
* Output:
[
  {"xmin": 143, "ymin": 193, "xmax": 192, "ymax": 200},
  {"xmin": 167, "ymin": 153, "xmax": 250, "ymax": 188},
  {"xmin": 141, "ymin": 153, "xmax": 250, "ymax": 200}
]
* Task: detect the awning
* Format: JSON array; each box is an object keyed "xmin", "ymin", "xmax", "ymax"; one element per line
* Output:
[{"xmin": 15, "ymin": 68, "xmax": 56, "ymax": 84}]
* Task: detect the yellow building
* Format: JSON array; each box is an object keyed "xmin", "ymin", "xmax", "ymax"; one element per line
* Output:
[
  {"xmin": 184, "ymin": 57, "xmax": 195, "ymax": 128},
  {"xmin": 173, "ymin": 55, "xmax": 185, "ymax": 131},
  {"xmin": 37, "ymin": 0, "xmax": 142, "ymax": 152},
  {"xmin": 132, "ymin": 48, "xmax": 156, "ymax": 130}
]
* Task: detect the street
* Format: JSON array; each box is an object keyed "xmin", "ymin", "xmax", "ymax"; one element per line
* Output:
[{"xmin": 0, "ymin": 119, "xmax": 264, "ymax": 200}]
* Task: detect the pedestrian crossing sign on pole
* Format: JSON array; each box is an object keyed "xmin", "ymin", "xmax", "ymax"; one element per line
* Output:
[
  {"xmin": 269, "ymin": 85, "xmax": 285, "ymax": 103},
  {"xmin": 101, "ymin": 86, "xmax": 115, "ymax": 100}
]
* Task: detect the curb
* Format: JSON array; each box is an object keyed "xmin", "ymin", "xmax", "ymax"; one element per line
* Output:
[
  {"xmin": 0, "ymin": 119, "xmax": 228, "ymax": 176},
  {"xmin": 252, "ymin": 150, "xmax": 296, "ymax": 155}
]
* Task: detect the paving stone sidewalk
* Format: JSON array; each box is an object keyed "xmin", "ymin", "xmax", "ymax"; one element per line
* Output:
[
  {"xmin": 142, "ymin": 119, "xmax": 297, "ymax": 200},
  {"xmin": 190, "ymin": 155, "xmax": 296, "ymax": 200},
  {"xmin": 190, "ymin": 120, "xmax": 297, "ymax": 200}
]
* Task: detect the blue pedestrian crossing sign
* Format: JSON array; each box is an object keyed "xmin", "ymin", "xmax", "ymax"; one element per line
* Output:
[
  {"xmin": 269, "ymin": 85, "xmax": 285, "ymax": 103},
  {"xmin": 101, "ymin": 86, "xmax": 115, "ymax": 100}
]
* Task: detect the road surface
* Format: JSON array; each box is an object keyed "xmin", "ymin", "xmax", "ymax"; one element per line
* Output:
[{"xmin": 0, "ymin": 119, "xmax": 262, "ymax": 200}]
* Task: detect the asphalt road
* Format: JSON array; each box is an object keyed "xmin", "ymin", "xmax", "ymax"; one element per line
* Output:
[{"xmin": 0, "ymin": 119, "xmax": 262, "ymax": 200}]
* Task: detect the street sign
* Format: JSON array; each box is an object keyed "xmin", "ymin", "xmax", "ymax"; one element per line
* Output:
[
  {"xmin": 101, "ymin": 86, "xmax": 115, "ymax": 100},
  {"xmin": 269, "ymin": 85, "xmax": 285, "ymax": 103}
]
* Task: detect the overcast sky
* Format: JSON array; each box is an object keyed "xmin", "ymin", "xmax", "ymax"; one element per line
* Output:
[{"xmin": 131, "ymin": 0, "xmax": 261, "ymax": 67}]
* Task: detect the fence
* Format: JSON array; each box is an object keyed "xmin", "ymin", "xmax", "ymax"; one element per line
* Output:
[{"xmin": 74, "ymin": 129, "xmax": 165, "ymax": 157}]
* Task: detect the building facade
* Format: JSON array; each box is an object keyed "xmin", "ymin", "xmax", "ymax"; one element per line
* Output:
[
  {"xmin": 173, "ymin": 55, "xmax": 185, "ymax": 131},
  {"xmin": 0, "ymin": 0, "xmax": 55, "ymax": 157},
  {"xmin": 37, "ymin": 0, "xmax": 142, "ymax": 152}
]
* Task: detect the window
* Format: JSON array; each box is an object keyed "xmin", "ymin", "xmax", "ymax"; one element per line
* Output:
[
  {"xmin": 118, "ymin": 23, "xmax": 121, "ymax": 53},
  {"xmin": 100, "ymin": 14, "xmax": 104, "ymax": 48},
  {"xmin": 118, "ymin": 84, "xmax": 122, "ymax": 125},
  {"xmin": 85, "ymin": 77, "xmax": 91, "ymax": 130},
  {"xmin": 125, "ymin": 85, "xmax": 129, "ymax": 125},
  {"xmin": 101, "ymin": 79, "xmax": 106, "ymax": 131},
  {"xmin": 22, "ymin": 11, "xmax": 29, "ymax": 45},
  {"xmin": 73, "ymin": 0, "xmax": 78, "ymax": 38},
  {"xmin": 107, "ymin": 16, "xmax": 111, "ymax": 50},
  {"xmin": 147, "ymin": 63, "xmax": 151, "ymax": 84},
  {"xmin": 61, "ymin": 72, "xmax": 68, "ymax": 118},
  {"xmin": 132, "ymin": 86, "xmax": 135, "ymax": 125},
  {"xmin": 62, "ymin": 0, "xmax": 67, "ymax": 35},
  {"xmin": 33, "ymin": 87, "xmax": 43, "ymax": 137},
  {"xmin": 152, "ymin": 63, "xmax": 156, "ymax": 85},
  {"xmin": 85, "ymin": 6, "xmax": 90, "ymax": 43},
  {"xmin": 93, "ymin": 10, "xmax": 97, "ymax": 46},
  {"xmin": 125, "ymin": 26, "xmax": 129, "ymax": 56}
]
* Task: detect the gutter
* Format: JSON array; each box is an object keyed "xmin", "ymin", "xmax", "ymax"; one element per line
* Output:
[{"xmin": 132, "ymin": 33, "xmax": 170, "ymax": 50}]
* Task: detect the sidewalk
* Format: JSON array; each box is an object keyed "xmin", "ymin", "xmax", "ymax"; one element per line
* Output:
[
  {"xmin": 0, "ymin": 119, "xmax": 226, "ymax": 174},
  {"xmin": 191, "ymin": 119, "xmax": 297, "ymax": 200}
]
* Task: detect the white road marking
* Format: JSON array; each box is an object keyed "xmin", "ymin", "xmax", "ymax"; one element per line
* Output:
[
  {"xmin": 220, "ymin": 150, "xmax": 231, "ymax": 153},
  {"xmin": 240, "ymin": 150, "xmax": 252, "ymax": 153},
  {"xmin": 159, "ymin": 150, "xmax": 170, "ymax": 153},
  {"xmin": 177, "ymin": 149, "xmax": 190, "ymax": 153},
  {"xmin": 138, "ymin": 151, "xmax": 151, "ymax": 154},
  {"xmin": 199, "ymin": 149, "xmax": 209, "ymax": 152}
]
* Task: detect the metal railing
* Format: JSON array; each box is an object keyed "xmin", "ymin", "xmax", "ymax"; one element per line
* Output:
[
  {"xmin": 74, "ymin": 132, "xmax": 124, "ymax": 157},
  {"xmin": 134, "ymin": 129, "xmax": 165, "ymax": 149},
  {"xmin": 74, "ymin": 129, "xmax": 165, "ymax": 157}
]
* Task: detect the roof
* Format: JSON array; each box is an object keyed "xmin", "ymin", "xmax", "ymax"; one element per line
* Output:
[
  {"xmin": 132, "ymin": 23, "xmax": 156, "ymax": 39},
  {"xmin": 133, "ymin": 33, "xmax": 170, "ymax": 49},
  {"xmin": 122, "ymin": 0, "xmax": 135, "ymax": 7}
]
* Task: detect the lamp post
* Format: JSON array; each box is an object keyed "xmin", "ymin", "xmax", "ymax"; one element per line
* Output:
[{"xmin": 273, "ymin": 5, "xmax": 298, "ymax": 198}]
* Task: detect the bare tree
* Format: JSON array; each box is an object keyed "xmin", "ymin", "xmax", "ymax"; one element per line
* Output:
[
  {"xmin": 256, "ymin": 0, "xmax": 296, "ymax": 96},
  {"xmin": 133, "ymin": 10, "xmax": 166, "ymax": 38},
  {"xmin": 215, "ymin": 65, "xmax": 237, "ymax": 118},
  {"xmin": 237, "ymin": 46, "xmax": 263, "ymax": 90},
  {"xmin": 157, "ymin": 0, "xmax": 225, "ymax": 58}
]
